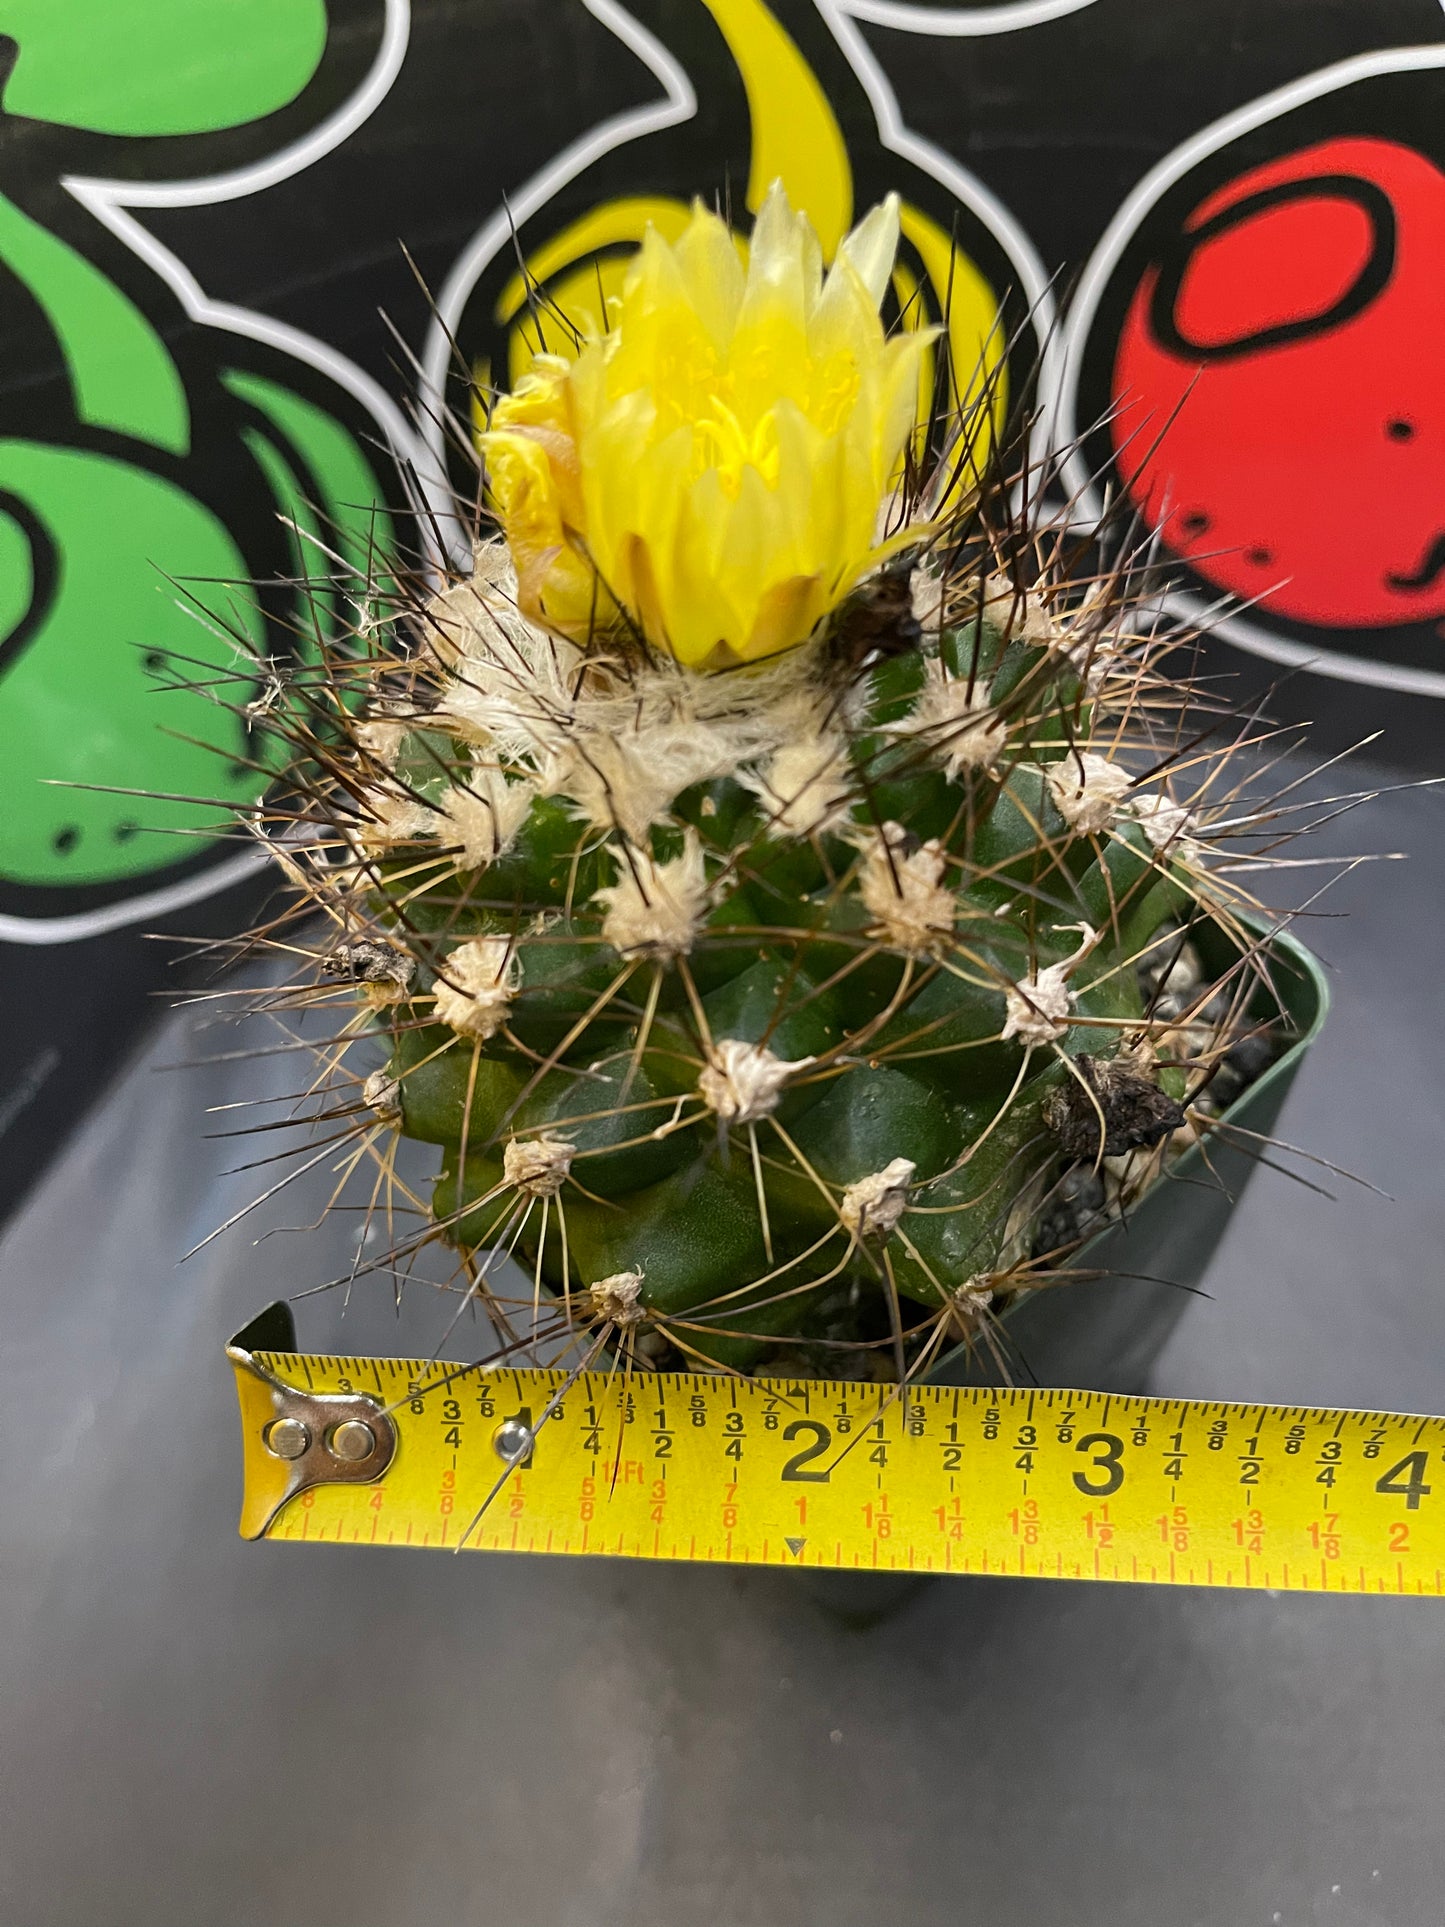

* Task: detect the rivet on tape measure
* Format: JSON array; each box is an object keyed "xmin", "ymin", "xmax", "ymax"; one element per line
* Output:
[{"xmin": 228, "ymin": 1304, "xmax": 1445, "ymax": 1595}]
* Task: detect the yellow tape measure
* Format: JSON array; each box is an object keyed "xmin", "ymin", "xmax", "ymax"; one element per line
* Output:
[{"xmin": 228, "ymin": 1306, "xmax": 1445, "ymax": 1595}]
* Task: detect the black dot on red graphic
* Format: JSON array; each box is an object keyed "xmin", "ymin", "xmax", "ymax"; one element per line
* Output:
[
  {"xmin": 1386, "ymin": 417, "xmax": 1416, "ymax": 441},
  {"xmin": 1181, "ymin": 510, "xmax": 1211, "ymax": 536},
  {"xmin": 1246, "ymin": 547, "xmax": 1274, "ymax": 567}
]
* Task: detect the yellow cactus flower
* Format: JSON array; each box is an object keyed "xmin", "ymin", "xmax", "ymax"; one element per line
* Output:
[{"xmin": 481, "ymin": 181, "xmax": 935, "ymax": 668}]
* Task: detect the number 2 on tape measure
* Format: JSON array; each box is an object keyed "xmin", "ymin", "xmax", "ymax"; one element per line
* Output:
[{"xmin": 229, "ymin": 1336, "xmax": 1445, "ymax": 1597}]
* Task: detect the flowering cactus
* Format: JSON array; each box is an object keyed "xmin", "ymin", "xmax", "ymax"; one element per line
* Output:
[{"xmin": 256, "ymin": 185, "xmax": 1273, "ymax": 1376}]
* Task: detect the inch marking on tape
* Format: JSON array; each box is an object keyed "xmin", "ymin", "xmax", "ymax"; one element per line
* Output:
[{"xmin": 228, "ymin": 1308, "xmax": 1445, "ymax": 1593}]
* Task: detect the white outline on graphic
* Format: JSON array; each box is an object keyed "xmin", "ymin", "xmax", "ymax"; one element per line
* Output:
[
  {"xmin": 1047, "ymin": 38, "xmax": 1445, "ymax": 701},
  {"xmin": 0, "ymin": 847, "xmax": 271, "ymax": 946},
  {"xmin": 839, "ymin": 0, "xmax": 1094, "ymax": 35},
  {"xmin": 90, "ymin": 0, "xmax": 413, "ymax": 207},
  {"xmin": 66, "ymin": 0, "xmax": 426, "ymax": 493},
  {"xmin": 418, "ymin": 0, "xmax": 1057, "ymax": 531},
  {"xmin": 819, "ymin": 0, "xmax": 1052, "ymax": 316},
  {"xmin": 4, "ymin": 0, "xmax": 425, "ymax": 944},
  {"xmin": 419, "ymin": 0, "xmax": 696, "ymax": 525}
]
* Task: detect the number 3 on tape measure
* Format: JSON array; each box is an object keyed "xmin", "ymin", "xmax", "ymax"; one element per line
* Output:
[
  {"xmin": 227, "ymin": 1310, "xmax": 1445, "ymax": 1596},
  {"xmin": 1073, "ymin": 1433, "xmax": 1125, "ymax": 1497}
]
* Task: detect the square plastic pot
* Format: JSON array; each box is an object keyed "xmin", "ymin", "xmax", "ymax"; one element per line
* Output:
[{"xmin": 802, "ymin": 914, "xmax": 1328, "ymax": 1617}]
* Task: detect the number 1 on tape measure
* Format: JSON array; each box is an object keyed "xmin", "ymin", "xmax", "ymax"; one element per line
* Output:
[{"xmin": 228, "ymin": 1306, "xmax": 1445, "ymax": 1596}]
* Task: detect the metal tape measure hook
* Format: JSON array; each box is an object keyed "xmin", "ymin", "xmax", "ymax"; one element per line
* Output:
[{"xmin": 227, "ymin": 1303, "xmax": 398, "ymax": 1540}]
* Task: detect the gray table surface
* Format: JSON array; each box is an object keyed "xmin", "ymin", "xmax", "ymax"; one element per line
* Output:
[{"xmin": 3, "ymin": 763, "xmax": 1444, "ymax": 1927}]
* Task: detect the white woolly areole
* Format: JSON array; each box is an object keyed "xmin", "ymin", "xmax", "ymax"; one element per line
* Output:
[
  {"xmin": 594, "ymin": 829, "xmax": 711, "ymax": 960},
  {"xmin": 355, "ymin": 711, "xmax": 411, "ymax": 770},
  {"xmin": 1046, "ymin": 751, "xmax": 1133, "ymax": 837},
  {"xmin": 362, "ymin": 1069, "xmax": 401, "ymax": 1121},
  {"xmin": 422, "ymin": 538, "xmax": 532, "ymax": 672},
  {"xmin": 978, "ymin": 572, "xmax": 1059, "ymax": 648},
  {"xmin": 541, "ymin": 729, "xmax": 724, "ymax": 846},
  {"xmin": 951, "ymin": 1279, "xmax": 994, "ymax": 1316},
  {"xmin": 356, "ymin": 787, "xmax": 437, "ymax": 851},
  {"xmin": 1002, "ymin": 923, "xmax": 1097, "ymax": 1047},
  {"xmin": 840, "ymin": 1158, "xmax": 917, "ymax": 1242},
  {"xmin": 1054, "ymin": 585, "xmax": 1127, "ymax": 696},
  {"xmin": 1003, "ymin": 963, "xmax": 1074, "ymax": 1046},
  {"xmin": 911, "ymin": 567, "xmax": 945, "ymax": 636},
  {"xmin": 698, "ymin": 1039, "xmax": 814, "ymax": 1126},
  {"xmin": 435, "ymin": 766, "xmax": 534, "ymax": 870},
  {"xmin": 590, "ymin": 1269, "xmax": 645, "ymax": 1326},
  {"xmin": 503, "ymin": 1135, "xmax": 576, "ymax": 1198},
  {"xmin": 1129, "ymin": 789, "xmax": 1196, "ymax": 853},
  {"xmin": 894, "ymin": 658, "xmax": 1008, "ymax": 779},
  {"xmin": 746, "ymin": 732, "xmax": 854, "ymax": 838},
  {"xmin": 433, "ymin": 936, "xmax": 520, "ymax": 1041},
  {"xmin": 858, "ymin": 822, "xmax": 955, "ymax": 957},
  {"xmin": 430, "ymin": 540, "xmax": 860, "ymax": 842},
  {"xmin": 977, "ymin": 573, "xmax": 1125, "ymax": 699}
]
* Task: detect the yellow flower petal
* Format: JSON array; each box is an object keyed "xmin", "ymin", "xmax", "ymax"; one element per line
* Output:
[
  {"xmin": 836, "ymin": 192, "xmax": 901, "ymax": 308},
  {"xmin": 481, "ymin": 178, "xmax": 938, "ymax": 665}
]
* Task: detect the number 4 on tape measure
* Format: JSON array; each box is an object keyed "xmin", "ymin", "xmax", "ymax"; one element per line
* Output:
[{"xmin": 227, "ymin": 1304, "xmax": 1445, "ymax": 1596}]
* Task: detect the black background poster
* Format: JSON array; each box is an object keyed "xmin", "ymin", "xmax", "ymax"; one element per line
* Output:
[{"xmin": 2, "ymin": 0, "xmax": 1442, "ymax": 1218}]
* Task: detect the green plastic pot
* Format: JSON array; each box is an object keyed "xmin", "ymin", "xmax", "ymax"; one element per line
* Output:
[
  {"xmin": 927, "ymin": 916, "xmax": 1328, "ymax": 1394},
  {"xmin": 804, "ymin": 914, "xmax": 1328, "ymax": 1616}
]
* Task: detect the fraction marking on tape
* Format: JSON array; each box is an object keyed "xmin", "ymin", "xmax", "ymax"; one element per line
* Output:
[{"xmin": 228, "ymin": 1305, "xmax": 1445, "ymax": 1595}]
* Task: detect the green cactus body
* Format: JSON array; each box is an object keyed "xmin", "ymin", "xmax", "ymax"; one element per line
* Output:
[{"xmin": 319, "ymin": 562, "xmax": 1204, "ymax": 1372}]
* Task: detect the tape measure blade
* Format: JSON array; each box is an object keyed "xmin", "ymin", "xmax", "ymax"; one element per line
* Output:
[{"xmin": 236, "ymin": 1357, "xmax": 1445, "ymax": 1595}]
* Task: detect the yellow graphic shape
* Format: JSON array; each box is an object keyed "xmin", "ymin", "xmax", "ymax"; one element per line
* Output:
[
  {"xmin": 890, "ymin": 252, "xmax": 934, "ymax": 475},
  {"xmin": 492, "ymin": 0, "xmax": 849, "ymax": 388},
  {"xmin": 901, "ymin": 201, "xmax": 1008, "ymax": 478},
  {"xmin": 703, "ymin": 0, "xmax": 851, "ymax": 249}
]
